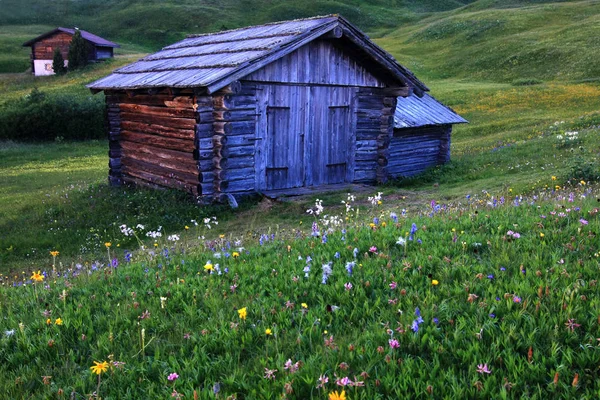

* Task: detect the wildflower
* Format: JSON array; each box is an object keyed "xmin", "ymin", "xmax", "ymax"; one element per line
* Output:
[
  {"xmin": 476, "ymin": 363, "xmax": 492, "ymax": 374},
  {"xmin": 4, "ymin": 329, "xmax": 15, "ymax": 337},
  {"xmin": 105, "ymin": 242, "xmax": 111, "ymax": 248},
  {"xmin": 167, "ymin": 373, "xmax": 179, "ymax": 381},
  {"xmin": 432, "ymin": 279, "xmax": 439, "ymax": 286},
  {"xmin": 90, "ymin": 361, "xmax": 109, "ymax": 375},
  {"xmin": 31, "ymin": 271, "xmax": 44, "ymax": 282},
  {"xmin": 513, "ymin": 296, "xmax": 522, "ymax": 303},
  {"xmin": 46, "ymin": 318, "xmax": 52, "ymax": 325},
  {"xmin": 203, "ymin": 262, "xmax": 214, "ymax": 272},
  {"xmin": 396, "ymin": 237, "xmax": 406, "ymax": 246},
  {"xmin": 329, "ymin": 390, "xmax": 347, "ymax": 400},
  {"xmin": 345, "ymin": 261, "xmax": 355, "ymax": 276},
  {"xmin": 580, "ymin": 218, "xmax": 588, "ymax": 225},
  {"xmin": 301, "ymin": 303, "xmax": 308, "ymax": 309},
  {"xmin": 238, "ymin": 307, "xmax": 247, "ymax": 320},
  {"xmin": 344, "ymin": 282, "xmax": 353, "ymax": 291},
  {"xmin": 284, "ymin": 359, "xmax": 300, "ymax": 374},
  {"xmin": 389, "ymin": 281, "xmax": 397, "ymax": 289},
  {"xmin": 265, "ymin": 328, "xmax": 272, "ymax": 336},
  {"xmin": 336, "ymin": 376, "xmax": 352, "ymax": 386},
  {"xmin": 54, "ymin": 318, "xmax": 63, "ymax": 326},
  {"xmin": 565, "ymin": 319, "xmax": 581, "ymax": 332},
  {"xmin": 264, "ymin": 368, "xmax": 277, "ymax": 380},
  {"xmin": 316, "ymin": 374, "xmax": 329, "ymax": 389},
  {"xmin": 540, "ymin": 232, "xmax": 545, "ymax": 238},
  {"xmin": 232, "ymin": 251, "xmax": 240, "ymax": 258},
  {"xmin": 369, "ymin": 246, "xmax": 377, "ymax": 253},
  {"xmin": 389, "ymin": 339, "xmax": 400, "ymax": 349}
]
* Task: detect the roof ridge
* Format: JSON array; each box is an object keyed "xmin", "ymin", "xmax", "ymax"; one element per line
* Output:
[{"xmin": 185, "ymin": 14, "xmax": 339, "ymax": 39}]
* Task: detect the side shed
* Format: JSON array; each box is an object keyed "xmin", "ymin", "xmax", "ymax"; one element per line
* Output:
[
  {"xmin": 88, "ymin": 15, "xmax": 466, "ymax": 200},
  {"xmin": 389, "ymin": 93, "xmax": 467, "ymax": 178}
]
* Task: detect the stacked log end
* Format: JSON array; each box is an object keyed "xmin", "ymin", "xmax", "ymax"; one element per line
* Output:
[{"xmin": 211, "ymin": 83, "xmax": 258, "ymax": 198}]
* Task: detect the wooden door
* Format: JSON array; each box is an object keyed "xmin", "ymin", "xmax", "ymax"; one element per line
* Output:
[
  {"xmin": 256, "ymin": 85, "xmax": 306, "ymax": 191},
  {"xmin": 307, "ymin": 86, "xmax": 355, "ymax": 186}
]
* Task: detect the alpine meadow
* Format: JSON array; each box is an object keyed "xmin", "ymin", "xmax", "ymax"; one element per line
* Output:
[{"xmin": 0, "ymin": 1, "xmax": 599, "ymax": 399}]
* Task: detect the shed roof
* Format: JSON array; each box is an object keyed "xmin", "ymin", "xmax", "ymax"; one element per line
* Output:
[
  {"xmin": 23, "ymin": 27, "xmax": 120, "ymax": 48},
  {"xmin": 88, "ymin": 15, "xmax": 427, "ymax": 94},
  {"xmin": 394, "ymin": 93, "xmax": 467, "ymax": 129}
]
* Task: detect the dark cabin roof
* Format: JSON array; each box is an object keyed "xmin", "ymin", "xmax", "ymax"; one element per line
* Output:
[
  {"xmin": 23, "ymin": 28, "xmax": 120, "ymax": 48},
  {"xmin": 88, "ymin": 15, "xmax": 428, "ymax": 94},
  {"xmin": 394, "ymin": 93, "xmax": 467, "ymax": 129}
]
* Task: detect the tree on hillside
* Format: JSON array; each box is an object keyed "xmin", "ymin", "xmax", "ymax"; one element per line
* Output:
[
  {"xmin": 52, "ymin": 48, "xmax": 67, "ymax": 75},
  {"xmin": 67, "ymin": 29, "xmax": 88, "ymax": 70}
]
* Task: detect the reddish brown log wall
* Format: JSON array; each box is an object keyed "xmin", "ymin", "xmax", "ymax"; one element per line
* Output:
[{"xmin": 105, "ymin": 90, "xmax": 202, "ymax": 196}]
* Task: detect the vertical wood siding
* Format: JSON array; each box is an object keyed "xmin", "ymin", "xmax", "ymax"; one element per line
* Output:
[
  {"xmin": 253, "ymin": 83, "xmax": 356, "ymax": 191},
  {"xmin": 244, "ymin": 39, "xmax": 385, "ymax": 87},
  {"xmin": 387, "ymin": 125, "xmax": 451, "ymax": 178},
  {"xmin": 106, "ymin": 90, "xmax": 201, "ymax": 195}
]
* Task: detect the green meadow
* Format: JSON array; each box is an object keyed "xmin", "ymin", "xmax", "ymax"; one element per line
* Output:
[{"xmin": 0, "ymin": 0, "xmax": 599, "ymax": 398}]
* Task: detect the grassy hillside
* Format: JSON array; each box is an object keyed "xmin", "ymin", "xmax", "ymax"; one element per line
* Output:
[{"xmin": 379, "ymin": 0, "xmax": 600, "ymax": 82}]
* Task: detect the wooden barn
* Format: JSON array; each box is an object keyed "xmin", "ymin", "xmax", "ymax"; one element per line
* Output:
[
  {"xmin": 88, "ymin": 15, "xmax": 466, "ymax": 201},
  {"xmin": 23, "ymin": 28, "xmax": 120, "ymax": 76}
]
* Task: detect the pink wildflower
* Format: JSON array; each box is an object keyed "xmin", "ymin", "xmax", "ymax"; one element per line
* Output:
[
  {"xmin": 264, "ymin": 368, "xmax": 277, "ymax": 380},
  {"xmin": 476, "ymin": 364, "xmax": 492, "ymax": 374},
  {"xmin": 389, "ymin": 339, "xmax": 400, "ymax": 349},
  {"xmin": 336, "ymin": 376, "xmax": 353, "ymax": 386},
  {"xmin": 168, "ymin": 373, "xmax": 179, "ymax": 381}
]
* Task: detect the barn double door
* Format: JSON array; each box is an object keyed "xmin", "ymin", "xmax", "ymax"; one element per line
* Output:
[{"xmin": 255, "ymin": 85, "xmax": 355, "ymax": 191}]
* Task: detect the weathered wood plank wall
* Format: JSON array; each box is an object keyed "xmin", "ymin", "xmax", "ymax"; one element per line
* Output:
[
  {"xmin": 105, "ymin": 90, "xmax": 201, "ymax": 195},
  {"xmin": 244, "ymin": 39, "xmax": 384, "ymax": 87},
  {"xmin": 387, "ymin": 125, "xmax": 451, "ymax": 178}
]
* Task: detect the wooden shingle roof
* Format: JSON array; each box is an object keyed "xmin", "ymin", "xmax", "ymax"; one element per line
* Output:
[
  {"xmin": 88, "ymin": 15, "xmax": 428, "ymax": 94},
  {"xmin": 394, "ymin": 93, "xmax": 468, "ymax": 128}
]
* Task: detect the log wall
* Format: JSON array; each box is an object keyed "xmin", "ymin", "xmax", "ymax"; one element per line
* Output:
[
  {"xmin": 210, "ymin": 82, "xmax": 258, "ymax": 197},
  {"xmin": 105, "ymin": 90, "xmax": 202, "ymax": 196},
  {"xmin": 387, "ymin": 125, "xmax": 451, "ymax": 178},
  {"xmin": 354, "ymin": 88, "xmax": 397, "ymax": 184},
  {"xmin": 32, "ymin": 31, "xmax": 97, "ymax": 60}
]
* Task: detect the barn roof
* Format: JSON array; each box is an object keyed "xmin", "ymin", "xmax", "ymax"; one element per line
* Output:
[
  {"xmin": 23, "ymin": 28, "xmax": 120, "ymax": 48},
  {"xmin": 88, "ymin": 15, "xmax": 428, "ymax": 94},
  {"xmin": 394, "ymin": 93, "xmax": 467, "ymax": 129}
]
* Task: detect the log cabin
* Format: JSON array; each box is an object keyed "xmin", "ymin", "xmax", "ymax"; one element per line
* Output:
[
  {"xmin": 88, "ymin": 15, "xmax": 466, "ymax": 201},
  {"xmin": 23, "ymin": 28, "xmax": 120, "ymax": 76}
]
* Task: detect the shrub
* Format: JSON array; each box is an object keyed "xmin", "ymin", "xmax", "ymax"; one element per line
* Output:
[
  {"xmin": 67, "ymin": 29, "xmax": 88, "ymax": 70},
  {"xmin": 52, "ymin": 48, "xmax": 66, "ymax": 75},
  {"xmin": 511, "ymin": 78, "xmax": 543, "ymax": 86},
  {"xmin": 0, "ymin": 89, "xmax": 105, "ymax": 141}
]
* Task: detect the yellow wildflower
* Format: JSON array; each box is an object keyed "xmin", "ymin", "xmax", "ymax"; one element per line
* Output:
[
  {"xmin": 301, "ymin": 303, "xmax": 308, "ymax": 309},
  {"xmin": 551, "ymin": 176, "xmax": 557, "ymax": 181},
  {"xmin": 104, "ymin": 242, "xmax": 111, "ymax": 248},
  {"xmin": 49, "ymin": 251, "xmax": 59, "ymax": 257},
  {"xmin": 219, "ymin": 234, "xmax": 225, "ymax": 239},
  {"xmin": 432, "ymin": 280, "xmax": 439, "ymax": 286},
  {"xmin": 265, "ymin": 328, "xmax": 272, "ymax": 336},
  {"xmin": 232, "ymin": 252, "xmax": 240, "ymax": 259},
  {"xmin": 90, "ymin": 361, "xmax": 109, "ymax": 375},
  {"xmin": 54, "ymin": 318, "xmax": 63, "ymax": 326},
  {"xmin": 329, "ymin": 390, "xmax": 347, "ymax": 400},
  {"xmin": 238, "ymin": 307, "xmax": 247, "ymax": 320},
  {"xmin": 540, "ymin": 232, "xmax": 545, "ymax": 238},
  {"xmin": 31, "ymin": 271, "xmax": 44, "ymax": 282},
  {"xmin": 46, "ymin": 318, "xmax": 52, "ymax": 325},
  {"xmin": 203, "ymin": 263, "xmax": 214, "ymax": 272}
]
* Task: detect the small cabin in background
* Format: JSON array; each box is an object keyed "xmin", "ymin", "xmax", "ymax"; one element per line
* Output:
[
  {"xmin": 23, "ymin": 28, "xmax": 120, "ymax": 76},
  {"xmin": 88, "ymin": 15, "xmax": 466, "ymax": 201}
]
